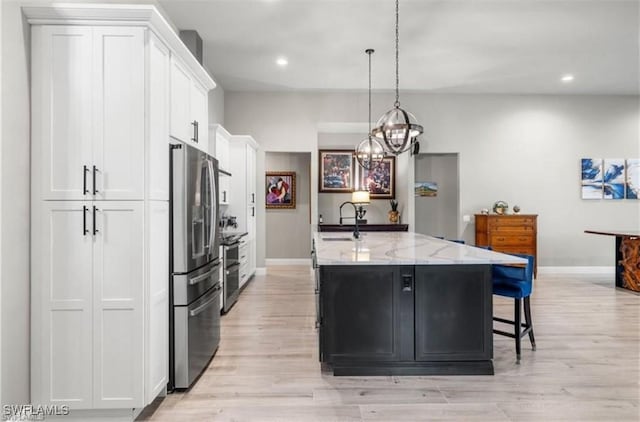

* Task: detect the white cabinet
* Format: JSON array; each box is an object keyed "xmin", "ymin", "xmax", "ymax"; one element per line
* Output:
[
  {"xmin": 229, "ymin": 136, "xmax": 259, "ymax": 285},
  {"xmin": 26, "ymin": 4, "xmax": 216, "ymax": 415},
  {"xmin": 32, "ymin": 201, "xmax": 144, "ymax": 409},
  {"xmin": 147, "ymin": 33, "xmax": 171, "ymax": 201},
  {"xmin": 32, "ymin": 26, "xmax": 145, "ymax": 201},
  {"xmin": 170, "ymin": 56, "xmax": 209, "ymax": 152},
  {"xmin": 211, "ymin": 124, "xmax": 231, "ymax": 205}
]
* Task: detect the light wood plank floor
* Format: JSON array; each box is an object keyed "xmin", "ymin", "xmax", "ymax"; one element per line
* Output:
[{"xmin": 138, "ymin": 267, "xmax": 639, "ymax": 421}]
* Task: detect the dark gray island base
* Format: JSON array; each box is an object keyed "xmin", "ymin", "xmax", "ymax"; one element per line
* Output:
[{"xmin": 315, "ymin": 264, "xmax": 494, "ymax": 376}]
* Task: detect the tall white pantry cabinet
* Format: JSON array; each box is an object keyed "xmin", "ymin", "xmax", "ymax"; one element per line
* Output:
[
  {"xmin": 25, "ymin": 4, "xmax": 215, "ymax": 418},
  {"xmin": 228, "ymin": 136, "xmax": 259, "ymax": 286}
]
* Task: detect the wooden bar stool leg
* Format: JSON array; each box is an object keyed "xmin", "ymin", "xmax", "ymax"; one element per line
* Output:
[
  {"xmin": 524, "ymin": 296, "xmax": 536, "ymax": 350},
  {"xmin": 515, "ymin": 298, "xmax": 522, "ymax": 363}
]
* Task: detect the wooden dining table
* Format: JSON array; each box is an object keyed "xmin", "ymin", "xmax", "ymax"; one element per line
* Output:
[{"xmin": 584, "ymin": 230, "xmax": 640, "ymax": 292}]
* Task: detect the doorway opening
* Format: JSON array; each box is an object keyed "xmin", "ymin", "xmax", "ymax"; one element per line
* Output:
[{"xmin": 414, "ymin": 153, "xmax": 460, "ymax": 239}]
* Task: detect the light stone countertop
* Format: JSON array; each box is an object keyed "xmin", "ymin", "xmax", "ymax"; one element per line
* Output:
[{"xmin": 313, "ymin": 231, "xmax": 528, "ymax": 266}]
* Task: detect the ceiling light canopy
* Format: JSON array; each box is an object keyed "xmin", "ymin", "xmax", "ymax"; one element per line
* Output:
[
  {"xmin": 561, "ymin": 74, "xmax": 574, "ymax": 83},
  {"xmin": 371, "ymin": 0, "xmax": 423, "ymax": 156},
  {"xmin": 355, "ymin": 49, "xmax": 386, "ymax": 171},
  {"xmin": 276, "ymin": 57, "xmax": 288, "ymax": 67}
]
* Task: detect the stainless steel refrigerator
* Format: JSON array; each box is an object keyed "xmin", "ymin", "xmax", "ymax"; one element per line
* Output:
[{"xmin": 169, "ymin": 142, "xmax": 221, "ymax": 390}]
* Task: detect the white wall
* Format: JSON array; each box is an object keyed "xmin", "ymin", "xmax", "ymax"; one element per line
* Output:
[
  {"xmin": 224, "ymin": 91, "xmax": 640, "ymax": 268},
  {"xmin": 1, "ymin": 0, "xmax": 31, "ymax": 406}
]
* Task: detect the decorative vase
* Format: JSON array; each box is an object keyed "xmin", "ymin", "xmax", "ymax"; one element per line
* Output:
[{"xmin": 388, "ymin": 210, "xmax": 400, "ymax": 224}]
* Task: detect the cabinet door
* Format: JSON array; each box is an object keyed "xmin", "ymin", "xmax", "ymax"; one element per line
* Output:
[
  {"xmin": 36, "ymin": 202, "xmax": 93, "ymax": 408},
  {"xmin": 170, "ymin": 56, "xmax": 191, "ymax": 143},
  {"xmin": 190, "ymin": 80, "xmax": 208, "ymax": 150},
  {"xmin": 216, "ymin": 134, "xmax": 230, "ymax": 205},
  {"xmin": 414, "ymin": 265, "xmax": 492, "ymax": 361},
  {"xmin": 320, "ymin": 266, "xmax": 409, "ymax": 363},
  {"xmin": 146, "ymin": 201, "xmax": 169, "ymax": 403},
  {"xmin": 147, "ymin": 32, "xmax": 170, "ymax": 201},
  {"xmin": 246, "ymin": 145, "xmax": 256, "ymax": 206},
  {"xmin": 92, "ymin": 27, "xmax": 145, "ymax": 201},
  {"xmin": 32, "ymin": 26, "xmax": 92, "ymax": 201},
  {"xmin": 92, "ymin": 202, "xmax": 144, "ymax": 408}
]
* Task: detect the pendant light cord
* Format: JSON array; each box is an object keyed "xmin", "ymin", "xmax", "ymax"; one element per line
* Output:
[
  {"xmin": 394, "ymin": 0, "xmax": 400, "ymax": 108},
  {"xmin": 367, "ymin": 49, "xmax": 372, "ymax": 133}
]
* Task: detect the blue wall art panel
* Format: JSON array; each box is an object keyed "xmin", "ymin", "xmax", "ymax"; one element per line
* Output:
[
  {"xmin": 581, "ymin": 158, "xmax": 603, "ymax": 199},
  {"xmin": 603, "ymin": 158, "xmax": 625, "ymax": 199},
  {"xmin": 626, "ymin": 159, "xmax": 639, "ymax": 199}
]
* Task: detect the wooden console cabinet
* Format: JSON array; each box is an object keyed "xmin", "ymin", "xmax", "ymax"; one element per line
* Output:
[{"xmin": 475, "ymin": 214, "xmax": 538, "ymax": 277}]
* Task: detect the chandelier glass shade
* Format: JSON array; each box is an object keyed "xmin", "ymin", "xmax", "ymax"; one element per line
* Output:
[
  {"xmin": 371, "ymin": 0, "xmax": 423, "ymax": 156},
  {"xmin": 355, "ymin": 48, "xmax": 385, "ymax": 171}
]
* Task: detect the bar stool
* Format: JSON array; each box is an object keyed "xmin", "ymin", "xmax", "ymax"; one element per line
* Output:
[{"xmin": 491, "ymin": 254, "xmax": 536, "ymax": 362}]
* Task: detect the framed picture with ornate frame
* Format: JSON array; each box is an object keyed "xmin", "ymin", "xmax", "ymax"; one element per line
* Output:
[
  {"xmin": 318, "ymin": 150, "xmax": 354, "ymax": 193},
  {"xmin": 265, "ymin": 171, "xmax": 296, "ymax": 209},
  {"xmin": 356, "ymin": 156, "xmax": 396, "ymax": 199}
]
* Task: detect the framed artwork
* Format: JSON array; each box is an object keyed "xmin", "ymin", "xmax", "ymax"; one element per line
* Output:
[
  {"xmin": 319, "ymin": 150, "xmax": 354, "ymax": 192},
  {"xmin": 625, "ymin": 159, "xmax": 639, "ymax": 199},
  {"xmin": 265, "ymin": 172, "xmax": 296, "ymax": 209},
  {"xmin": 357, "ymin": 156, "xmax": 396, "ymax": 199},
  {"xmin": 581, "ymin": 158, "xmax": 603, "ymax": 199},
  {"xmin": 415, "ymin": 181, "xmax": 438, "ymax": 197},
  {"xmin": 603, "ymin": 158, "xmax": 625, "ymax": 200}
]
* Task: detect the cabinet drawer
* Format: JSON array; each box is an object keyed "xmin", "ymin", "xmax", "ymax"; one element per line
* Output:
[
  {"xmin": 488, "ymin": 217, "xmax": 535, "ymax": 227},
  {"xmin": 487, "ymin": 224, "xmax": 535, "ymax": 234},
  {"xmin": 490, "ymin": 234, "xmax": 534, "ymax": 246}
]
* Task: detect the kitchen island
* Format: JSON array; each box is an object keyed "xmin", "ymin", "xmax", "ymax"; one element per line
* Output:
[{"xmin": 312, "ymin": 231, "xmax": 526, "ymax": 376}]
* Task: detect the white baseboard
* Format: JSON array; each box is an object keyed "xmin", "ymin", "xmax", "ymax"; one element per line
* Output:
[
  {"xmin": 255, "ymin": 267, "xmax": 267, "ymax": 276},
  {"xmin": 265, "ymin": 258, "xmax": 311, "ymax": 266},
  {"xmin": 538, "ymin": 266, "xmax": 615, "ymax": 275}
]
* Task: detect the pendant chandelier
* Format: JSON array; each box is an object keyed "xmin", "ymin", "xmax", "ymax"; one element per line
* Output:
[
  {"xmin": 355, "ymin": 49, "xmax": 385, "ymax": 170},
  {"xmin": 371, "ymin": 0, "xmax": 423, "ymax": 155}
]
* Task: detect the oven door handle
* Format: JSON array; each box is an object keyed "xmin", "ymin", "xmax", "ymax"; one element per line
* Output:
[
  {"xmin": 188, "ymin": 265, "xmax": 220, "ymax": 286},
  {"xmin": 189, "ymin": 287, "xmax": 220, "ymax": 317},
  {"xmin": 226, "ymin": 262, "xmax": 240, "ymax": 275}
]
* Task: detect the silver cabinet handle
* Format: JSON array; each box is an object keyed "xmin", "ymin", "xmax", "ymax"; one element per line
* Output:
[{"xmin": 191, "ymin": 120, "xmax": 199, "ymax": 143}]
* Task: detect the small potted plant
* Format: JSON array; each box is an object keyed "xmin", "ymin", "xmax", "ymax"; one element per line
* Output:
[{"xmin": 388, "ymin": 200, "xmax": 400, "ymax": 223}]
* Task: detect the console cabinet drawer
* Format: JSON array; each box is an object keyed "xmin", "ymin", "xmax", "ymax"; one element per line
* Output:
[{"xmin": 490, "ymin": 234, "xmax": 533, "ymax": 246}]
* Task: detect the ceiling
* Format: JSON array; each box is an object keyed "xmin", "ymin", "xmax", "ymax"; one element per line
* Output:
[{"xmin": 159, "ymin": 0, "xmax": 639, "ymax": 94}]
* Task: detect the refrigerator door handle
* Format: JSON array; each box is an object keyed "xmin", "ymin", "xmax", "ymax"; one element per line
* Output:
[
  {"xmin": 207, "ymin": 159, "xmax": 217, "ymax": 251},
  {"xmin": 188, "ymin": 264, "xmax": 220, "ymax": 286}
]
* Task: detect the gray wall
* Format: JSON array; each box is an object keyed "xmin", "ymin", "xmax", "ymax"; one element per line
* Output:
[
  {"xmin": 264, "ymin": 152, "xmax": 311, "ymax": 259},
  {"xmin": 1, "ymin": 0, "xmax": 31, "ymax": 405},
  {"xmin": 415, "ymin": 154, "xmax": 460, "ymax": 239},
  {"xmin": 224, "ymin": 91, "xmax": 639, "ymax": 268}
]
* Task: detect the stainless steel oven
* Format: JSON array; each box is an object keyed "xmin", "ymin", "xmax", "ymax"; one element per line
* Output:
[{"xmin": 222, "ymin": 241, "xmax": 240, "ymax": 313}]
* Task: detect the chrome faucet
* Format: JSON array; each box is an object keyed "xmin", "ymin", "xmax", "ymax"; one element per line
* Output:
[{"xmin": 339, "ymin": 201, "xmax": 360, "ymax": 239}]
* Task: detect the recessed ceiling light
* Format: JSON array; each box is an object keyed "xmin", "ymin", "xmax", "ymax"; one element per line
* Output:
[
  {"xmin": 561, "ymin": 74, "xmax": 574, "ymax": 83},
  {"xmin": 276, "ymin": 57, "xmax": 288, "ymax": 67}
]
